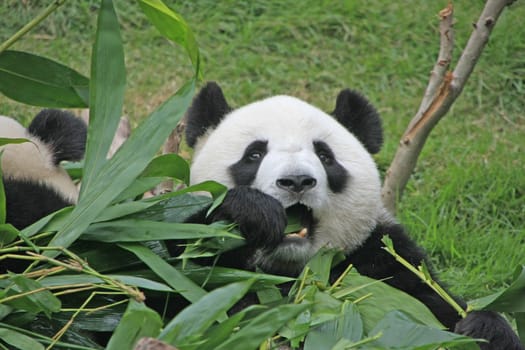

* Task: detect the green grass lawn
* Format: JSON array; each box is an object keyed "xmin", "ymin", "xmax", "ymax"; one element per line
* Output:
[{"xmin": 1, "ymin": 0, "xmax": 524, "ymax": 300}]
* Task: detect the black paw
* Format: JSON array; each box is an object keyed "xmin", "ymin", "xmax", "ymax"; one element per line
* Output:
[
  {"xmin": 455, "ymin": 310, "xmax": 524, "ymax": 350},
  {"xmin": 209, "ymin": 186, "xmax": 286, "ymax": 248}
]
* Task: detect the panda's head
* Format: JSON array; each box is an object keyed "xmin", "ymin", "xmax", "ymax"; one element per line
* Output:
[
  {"xmin": 0, "ymin": 109, "xmax": 87, "ymax": 229},
  {"xmin": 186, "ymin": 82, "xmax": 386, "ymax": 273}
]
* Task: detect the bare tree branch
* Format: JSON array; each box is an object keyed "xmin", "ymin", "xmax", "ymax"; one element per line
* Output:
[
  {"xmin": 381, "ymin": 0, "xmax": 515, "ymax": 213},
  {"xmin": 152, "ymin": 119, "xmax": 187, "ymax": 195}
]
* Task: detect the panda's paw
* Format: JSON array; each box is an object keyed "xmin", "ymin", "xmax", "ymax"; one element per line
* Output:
[
  {"xmin": 210, "ymin": 186, "xmax": 286, "ymax": 248},
  {"xmin": 454, "ymin": 310, "xmax": 524, "ymax": 350}
]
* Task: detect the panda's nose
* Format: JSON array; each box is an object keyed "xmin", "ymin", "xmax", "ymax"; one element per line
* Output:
[{"xmin": 276, "ymin": 175, "xmax": 317, "ymax": 193}]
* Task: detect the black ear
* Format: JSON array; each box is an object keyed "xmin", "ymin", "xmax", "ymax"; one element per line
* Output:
[
  {"xmin": 332, "ymin": 89, "xmax": 383, "ymax": 154},
  {"xmin": 185, "ymin": 81, "xmax": 232, "ymax": 148},
  {"xmin": 28, "ymin": 109, "xmax": 87, "ymax": 165}
]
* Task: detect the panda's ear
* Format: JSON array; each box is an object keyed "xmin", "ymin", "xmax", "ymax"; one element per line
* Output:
[
  {"xmin": 332, "ymin": 89, "xmax": 383, "ymax": 154},
  {"xmin": 185, "ymin": 81, "xmax": 232, "ymax": 148},
  {"xmin": 28, "ymin": 109, "xmax": 87, "ymax": 165}
]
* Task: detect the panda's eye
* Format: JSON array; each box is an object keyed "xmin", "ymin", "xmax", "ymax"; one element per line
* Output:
[
  {"xmin": 313, "ymin": 140, "xmax": 335, "ymax": 165},
  {"xmin": 318, "ymin": 152, "xmax": 332, "ymax": 164},
  {"xmin": 242, "ymin": 140, "xmax": 268, "ymax": 162},
  {"xmin": 248, "ymin": 151, "xmax": 263, "ymax": 161}
]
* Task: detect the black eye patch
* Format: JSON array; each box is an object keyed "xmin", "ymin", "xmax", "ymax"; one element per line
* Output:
[
  {"xmin": 229, "ymin": 140, "xmax": 268, "ymax": 186},
  {"xmin": 313, "ymin": 140, "xmax": 349, "ymax": 193}
]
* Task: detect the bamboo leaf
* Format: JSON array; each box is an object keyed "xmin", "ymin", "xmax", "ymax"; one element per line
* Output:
[
  {"xmin": 215, "ymin": 303, "xmax": 310, "ymax": 350},
  {"xmin": 199, "ymin": 311, "xmax": 247, "ymax": 350},
  {"xmin": 0, "ymin": 156, "xmax": 5, "ymax": 225},
  {"xmin": 516, "ymin": 312, "xmax": 525, "ymax": 346},
  {"xmin": 119, "ymin": 242, "xmax": 206, "ymax": 303},
  {"xmin": 304, "ymin": 302, "xmax": 363, "ymax": 350},
  {"xmin": 469, "ymin": 265, "xmax": 525, "ymax": 313},
  {"xmin": 141, "ymin": 154, "xmax": 190, "ymax": 185},
  {"xmin": 0, "ymin": 137, "xmax": 29, "ymax": 147},
  {"xmin": 338, "ymin": 271, "xmax": 443, "ymax": 332},
  {"xmin": 106, "ymin": 300, "xmax": 162, "ymax": 350},
  {"xmin": 0, "ymin": 51, "xmax": 88, "ymax": 107},
  {"xmin": 80, "ymin": 0, "xmax": 126, "ymax": 196},
  {"xmin": 82, "ymin": 220, "xmax": 238, "ymax": 242},
  {"xmin": 369, "ymin": 311, "xmax": 478, "ymax": 349},
  {"xmin": 40, "ymin": 274, "xmax": 172, "ymax": 292},
  {"xmin": 159, "ymin": 280, "xmax": 254, "ymax": 345},
  {"xmin": 0, "ymin": 327, "xmax": 45, "ymax": 350},
  {"xmin": 5, "ymin": 275, "xmax": 61, "ymax": 318},
  {"xmin": 138, "ymin": 0, "xmax": 200, "ymax": 76},
  {"xmin": 178, "ymin": 264, "xmax": 293, "ymax": 289},
  {"xmin": 45, "ymin": 79, "xmax": 195, "ymax": 257},
  {"xmin": 0, "ymin": 224, "xmax": 19, "ymax": 246}
]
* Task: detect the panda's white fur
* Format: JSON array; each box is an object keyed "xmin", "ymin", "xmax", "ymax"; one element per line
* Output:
[
  {"xmin": 191, "ymin": 95, "xmax": 384, "ymax": 270},
  {"xmin": 0, "ymin": 116, "xmax": 79, "ymax": 203}
]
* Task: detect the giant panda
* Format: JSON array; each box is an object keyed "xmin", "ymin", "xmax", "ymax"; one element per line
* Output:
[
  {"xmin": 0, "ymin": 109, "xmax": 87, "ymax": 230},
  {"xmin": 178, "ymin": 82, "xmax": 523, "ymax": 350}
]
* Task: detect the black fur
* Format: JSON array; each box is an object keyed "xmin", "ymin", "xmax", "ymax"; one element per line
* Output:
[
  {"xmin": 456, "ymin": 311, "xmax": 524, "ymax": 350},
  {"xmin": 185, "ymin": 82, "xmax": 232, "ymax": 148},
  {"xmin": 201, "ymin": 186, "xmax": 285, "ymax": 251},
  {"xmin": 3, "ymin": 180, "xmax": 72, "ymax": 230},
  {"xmin": 229, "ymin": 140, "xmax": 268, "ymax": 186},
  {"xmin": 313, "ymin": 140, "xmax": 349, "ymax": 193},
  {"xmin": 332, "ymin": 89, "xmax": 383, "ymax": 154},
  {"xmin": 337, "ymin": 222, "xmax": 464, "ymax": 329},
  {"xmin": 169, "ymin": 187, "xmax": 286, "ymax": 269},
  {"xmin": 28, "ymin": 109, "xmax": 87, "ymax": 165}
]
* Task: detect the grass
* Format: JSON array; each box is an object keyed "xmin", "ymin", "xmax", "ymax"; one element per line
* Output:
[{"xmin": 1, "ymin": 0, "xmax": 524, "ymax": 300}]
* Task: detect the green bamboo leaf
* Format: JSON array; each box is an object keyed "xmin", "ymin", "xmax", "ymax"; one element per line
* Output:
[
  {"xmin": 338, "ymin": 271, "xmax": 443, "ymax": 332},
  {"xmin": 215, "ymin": 303, "xmax": 310, "ymax": 350},
  {"xmin": 0, "ymin": 327, "xmax": 45, "ymax": 350},
  {"xmin": 106, "ymin": 300, "xmax": 162, "ymax": 350},
  {"xmin": 0, "ymin": 50, "xmax": 88, "ymax": 107},
  {"xmin": 80, "ymin": 0, "xmax": 126, "ymax": 196},
  {"xmin": 44, "ymin": 79, "xmax": 195, "ymax": 258},
  {"xmin": 304, "ymin": 302, "xmax": 363, "ymax": 350},
  {"xmin": 20, "ymin": 206, "xmax": 73, "ymax": 239},
  {"xmin": 137, "ymin": 0, "xmax": 200, "ymax": 76},
  {"xmin": 179, "ymin": 264, "xmax": 293, "ymax": 290},
  {"xmin": 469, "ymin": 265, "xmax": 525, "ymax": 313},
  {"xmin": 93, "ymin": 201, "xmax": 160, "ymax": 222},
  {"xmin": 159, "ymin": 280, "xmax": 254, "ymax": 345},
  {"xmin": 112, "ymin": 154, "xmax": 190, "ymax": 202},
  {"xmin": 82, "ymin": 219, "xmax": 237, "ymax": 242},
  {"xmin": 119, "ymin": 242, "xmax": 207, "ymax": 303},
  {"xmin": 146, "ymin": 181, "xmax": 227, "ymax": 203},
  {"xmin": 0, "ymin": 137, "xmax": 29, "ymax": 147},
  {"xmin": 0, "ymin": 155, "xmax": 5, "ymax": 225},
  {"xmin": 199, "ymin": 311, "xmax": 247, "ymax": 350},
  {"xmin": 0, "ymin": 223, "xmax": 19, "ymax": 245},
  {"xmin": 288, "ymin": 248, "xmax": 344, "ymax": 296},
  {"xmin": 141, "ymin": 154, "xmax": 190, "ymax": 185},
  {"xmin": 369, "ymin": 311, "xmax": 479, "ymax": 349},
  {"xmin": 103, "ymin": 193, "xmax": 211, "ymax": 223},
  {"xmin": 5, "ymin": 275, "xmax": 61, "ymax": 318},
  {"xmin": 40, "ymin": 274, "xmax": 172, "ymax": 292},
  {"xmin": 516, "ymin": 312, "xmax": 525, "ymax": 346},
  {"xmin": 111, "ymin": 177, "xmax": 164, "ymax": 203}
]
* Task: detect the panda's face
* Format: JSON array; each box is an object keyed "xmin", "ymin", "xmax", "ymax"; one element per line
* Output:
[{"xmin": 190, "ymin": 94, "xmax": 383, "ymax": 273}]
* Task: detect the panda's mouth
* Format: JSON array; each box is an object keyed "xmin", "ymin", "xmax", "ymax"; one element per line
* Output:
[{"xmin": 284, "ymin": 203, "xmax": 314, "ymax": 240}]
